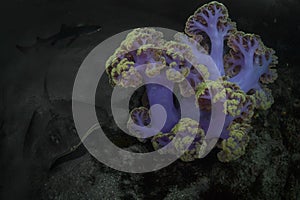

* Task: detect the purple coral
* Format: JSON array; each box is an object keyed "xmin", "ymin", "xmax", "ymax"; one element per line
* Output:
[
  {"xmin": 227, "ymin": 32, "xmax": 278, "ymax": 93},
  {"xmin": 105, "ymin": 1, "xmax": 278, "ymax": 162},
  {"xmin": 185, "ymin": 1, "xmax": 236, "ymax": 76}
]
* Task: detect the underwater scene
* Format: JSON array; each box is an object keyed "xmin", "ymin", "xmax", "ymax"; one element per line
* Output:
[{"xmin": 0, "ymin": 0, "xmax": 299, "ymax": 199}]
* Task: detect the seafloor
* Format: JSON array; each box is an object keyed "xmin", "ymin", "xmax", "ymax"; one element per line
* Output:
[{"xmin": 0, "ymin": 0, "xmax": 299, "ymax": 199}]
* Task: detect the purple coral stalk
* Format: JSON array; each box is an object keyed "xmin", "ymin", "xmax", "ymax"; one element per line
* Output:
[
  {"xmin": 185, "ymin": 1, "xmax": 236, "ymax": 76},
  {"xmin": 227, "ymin": 32, "xmax": 277, "ymax": 93}
]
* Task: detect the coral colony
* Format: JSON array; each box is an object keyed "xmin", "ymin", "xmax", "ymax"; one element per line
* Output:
[{"xmin": 105, "ymin": 1, "xmax": 278, "ymax": 162}]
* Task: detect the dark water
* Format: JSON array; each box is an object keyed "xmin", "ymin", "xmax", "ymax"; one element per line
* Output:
[{"xmin": 0, "ymin": 0, "xmax": 299, "ymax": 199}]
